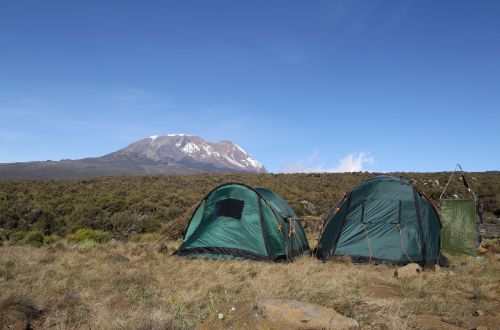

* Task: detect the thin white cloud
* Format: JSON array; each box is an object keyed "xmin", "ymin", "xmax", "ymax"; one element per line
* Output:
[
  {"xmin": 330, "ymin": 152, "xmax": 374, "ymax": 172},
  {"xmin": 279, "ymin": 151, "xmax": 374, "ymax": 173},
  {"xmin": 307, "ymin": 150, "xmax": 320, "ymax": 163}
]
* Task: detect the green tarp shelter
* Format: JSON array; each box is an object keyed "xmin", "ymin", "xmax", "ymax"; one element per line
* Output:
[
  {"xmin": 317, "ymin": 176, "xmax": 442, "ymax": 266},
  {"xmin": 175, "ymin": 183, "xmax": 310, "ymax": 261},
  {"xmin": 440, "ymin": 199, "xmax": 476, "ymax": 255}
]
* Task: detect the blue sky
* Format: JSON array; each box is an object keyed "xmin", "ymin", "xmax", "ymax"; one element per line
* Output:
[{"xmin": 1, "ymin": 1, "xmax": 499, "ymax": 173}]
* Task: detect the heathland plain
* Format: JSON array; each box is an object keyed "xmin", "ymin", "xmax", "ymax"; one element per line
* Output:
[
  {"xmin": 0, "ymin": 172, "xmax": 498, "ymax": 240},
  {"xmin": 0, "ymin": 172, "xmax": 499, "ymax": 329}
]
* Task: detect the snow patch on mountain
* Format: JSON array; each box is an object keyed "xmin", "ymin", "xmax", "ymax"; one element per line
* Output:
[
  {"xmin": 241, "ymin": 156, "xmax": 264, "ymax": 170},
  {"xmin": 234, "ymin": 144, "xmax": 248, "ymax": 155},
  {"xmin": 223, "ymin": 154, "xmax": 246, "ymax": 168},
  {"xmin": 182, "ymin": 142, "xmax": 200, "ymax": 154},
  {"xmin": 117, "ymin": 134, "xmax": 266, "ymax": 173}
]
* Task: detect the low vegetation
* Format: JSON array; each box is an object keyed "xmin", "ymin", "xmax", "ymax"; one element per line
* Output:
[
  {"xmin": 66, "ymin": 228, "xmax": 111, "ymax": 243},
  {"xmin": 0, "ymin": 240, "xmax": 499, "ymax": 329},
  {"xmin": 0, "ymin": 172, "xmax": 498, "ymax": 241}
]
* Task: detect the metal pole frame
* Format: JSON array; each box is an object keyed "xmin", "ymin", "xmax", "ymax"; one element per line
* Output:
[{"xmin": 439, "ymin": 163, "xmax": 477, "ymax": 201}]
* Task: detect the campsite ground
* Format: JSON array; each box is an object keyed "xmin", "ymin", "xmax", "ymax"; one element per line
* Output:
[
  {"xmin": 1, "ymin": 238, "xmax": 499, "ymax": 329},
  {"xmin": 1, "ymin": 172, "xmax": 499, "ymax": 328}
]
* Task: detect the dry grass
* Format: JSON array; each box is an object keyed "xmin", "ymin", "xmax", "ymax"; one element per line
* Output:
[{"xmin": 1, "ymin": 241, "xmax": 499, "ymax": 329}]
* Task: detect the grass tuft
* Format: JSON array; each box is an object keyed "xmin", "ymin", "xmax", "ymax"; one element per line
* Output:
[{"xmin": 67, "ymin": 228, "xmax": 111, "ymax": 243}]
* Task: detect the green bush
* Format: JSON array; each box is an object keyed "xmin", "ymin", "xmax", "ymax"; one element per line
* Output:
[
  {"xmin": 109, "ymin": 211, "xmax": 145, "ymax": 237},
  {"xmin": 43, "ymin": 235, "xmax": 59, "ymax": 245},
  {"xmin": 23, "ymin": 231, "xmax": 45, "ymax": 247},
  {"xmin": 66, "ymin": 229, "xmax": 111, "ymax": 243},
  {"xmin": 78, "ymin": 239, "xmax": 98, "ymax": 252},
  {"xmin": 8, "ymin": 230, "xmax": 28, "ymax": 242}
]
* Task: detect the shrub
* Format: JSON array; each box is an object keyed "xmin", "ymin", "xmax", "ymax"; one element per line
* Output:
[
  {"xmin": 142, "ymin": 215, "xmax": 162, "ymax": 233},
  {"xmin": 66, "ymin": 229, "xmax": 111, "ymax": 243},
  {"xmin": 23, "ymin": 231, "xmax": 45, "ymax": 247},
  {"xmin": 78, "ymin": 239, "xmax": 98, "ymax": 252},
  {"xmin": 43, "ymin": 235, "xmax": 59, "ymax": 245},
  {"xmin": 108, "ymin": 211, "xmax": 143, "ymax": 237},
  {"xmin": 0, "ymin": 172, "xmax": 498, "ymax": 241},
  {"xmin": 7, "ymin": 230, "xmax": 28, "ymax": 242}
]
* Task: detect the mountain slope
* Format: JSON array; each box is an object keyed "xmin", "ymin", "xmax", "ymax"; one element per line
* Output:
[{"xmin": 0, "ymin": 134, "xmax": 266, "ymax": 180}]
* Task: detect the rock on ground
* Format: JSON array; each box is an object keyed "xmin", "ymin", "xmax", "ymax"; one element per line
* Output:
[
  {"xmin": 394, "ymin": 263, "xmax": 422, "ymax": 278},
  {"xmin": 478, "ymin": 245, "xmax": 488, "ymax": 254},
  {"xmin": 256, "ymin": 299, "xmax": 359, "ymax": 330}
]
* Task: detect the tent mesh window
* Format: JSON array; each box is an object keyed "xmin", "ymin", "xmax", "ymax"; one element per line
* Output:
[
  {"xmin": 215, "ymin": 198, "xmax": 245, "ymax": 220},
  {"xmin": 440, "ymin": 199, "xmax": 476, "ymax": 255}
]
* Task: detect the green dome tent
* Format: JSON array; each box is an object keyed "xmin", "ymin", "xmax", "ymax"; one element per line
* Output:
[
  {"xmin": 317, "ymin": 176, "xmax": 441, "ymax": 266},
  {"xmin": 175, "ymin": 183, "xmax": 310, "ymax": 261}
]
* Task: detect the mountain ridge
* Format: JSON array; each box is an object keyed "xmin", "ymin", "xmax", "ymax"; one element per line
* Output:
[{"xmin": 0, "ymin": 134, "xmax": 266, "ymax": 180}]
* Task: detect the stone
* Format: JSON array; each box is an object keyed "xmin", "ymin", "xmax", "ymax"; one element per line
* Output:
[
  {"xmin": 478, "ymin": 245, "xmax": 488, "ymax": 254},
  {"xmin": 257, "ymin": 299, "xmax": 359, "ymax": 329},
  {"xmin": 472, "ymin": 310, "xmax": 485, "ymax": 316},
  {"xmin": 394, "ymin": 263, "xmax": 422, "ymax": 278}
]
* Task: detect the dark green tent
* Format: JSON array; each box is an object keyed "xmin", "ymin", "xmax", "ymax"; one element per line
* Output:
[
  {"xmin": 317, "ymin": 176, "xmax": 441, "ymax": 266},
  {"xmin": 175, "ymin": 183, "xmax": 310, "ymax": 261}
]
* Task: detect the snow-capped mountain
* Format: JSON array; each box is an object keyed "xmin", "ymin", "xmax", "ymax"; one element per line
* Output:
[
  {"xmin": 0, "ymin": 134, "xmax": 266, "ymax": 179},
  {"xmin": 109, "ymin": 134, "xmax": 266, "ymax": 173}
]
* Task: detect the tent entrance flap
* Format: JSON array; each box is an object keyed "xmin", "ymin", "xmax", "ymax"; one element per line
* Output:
[{"xmin": 215, "ymin": 198, "xmax": 244, "ymax": 219}]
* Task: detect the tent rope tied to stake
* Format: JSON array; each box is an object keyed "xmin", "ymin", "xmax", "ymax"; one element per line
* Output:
[
  {"xmin": 396, "ymin": 224, "xmax": 414, "ymax": 263},
  {"xmin": 159, "ymin": 200, "xmax": 202, "ymax": 241},
  {"xmin": 361, "ymin": 222, "xmax": 373, "ymax": 264}
]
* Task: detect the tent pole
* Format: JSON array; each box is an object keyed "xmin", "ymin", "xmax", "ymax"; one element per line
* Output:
[
  {"xmin": 440, "ymin": 163, "xmax": 477, "ymax": 201},
  {"xmin": 458, "ymin": 164, "xmax": 477, "ymax": 201},
  {"xmin": 440, "ymin": 164, "xmax": 459, "ymax": 199}
]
